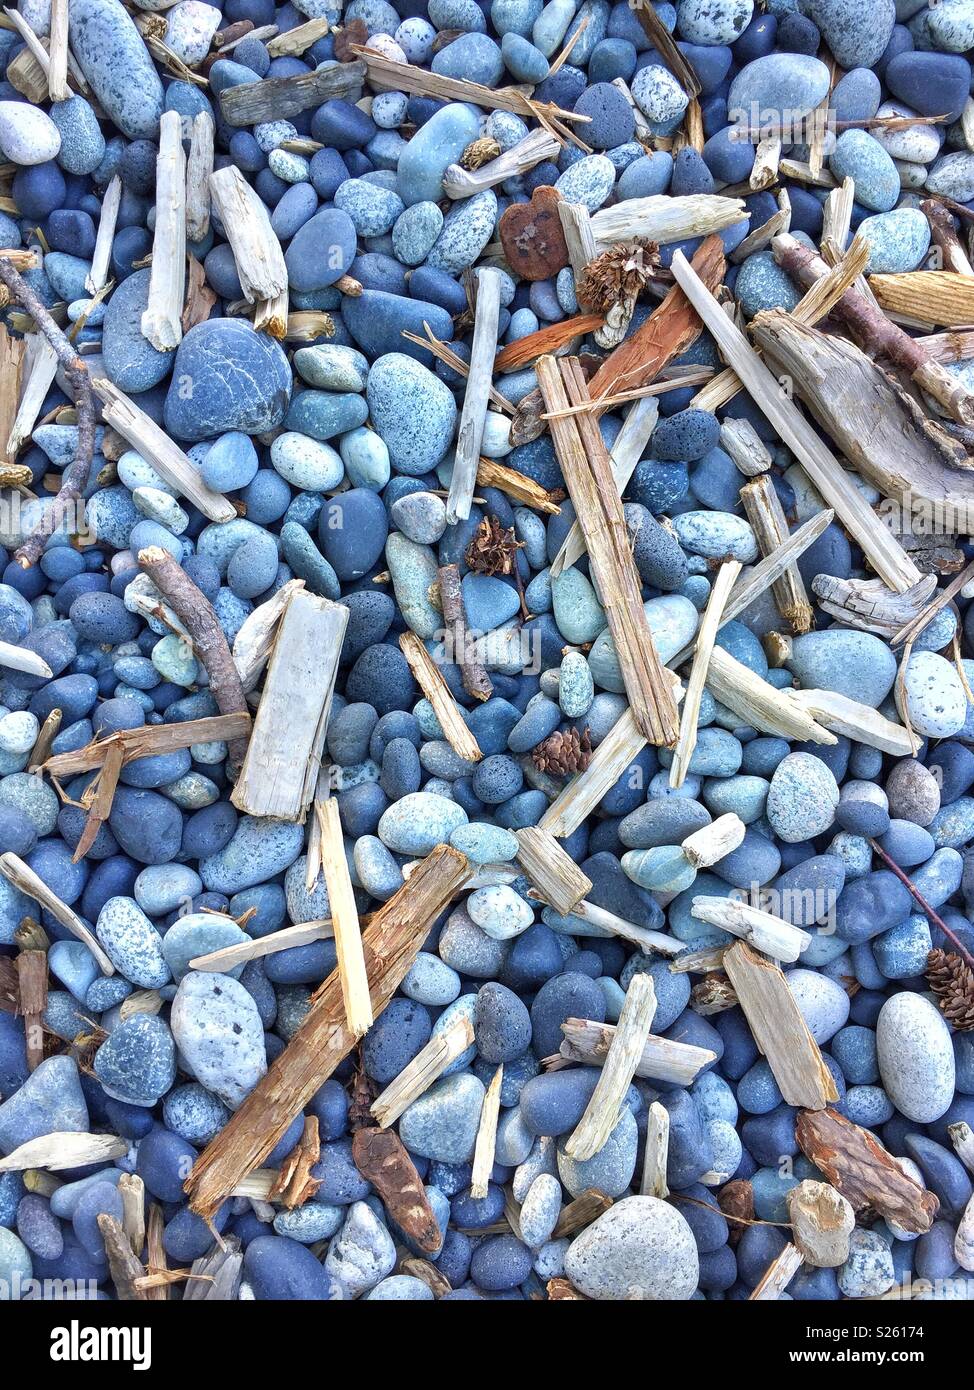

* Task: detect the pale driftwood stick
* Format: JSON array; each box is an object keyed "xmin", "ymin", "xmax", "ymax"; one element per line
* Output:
[
  {"xmin": 681, "ymin": 814, "xmax": 746, "ymax": 870},
  {"xmin": 470, "ymin": 1064, "xmax": 503, "ymax": 1200},
  {"xmin": 539, "ymin": 707, "xmax": 648, "ymax": 839},
  {"xmin": 17, "ymin": 949, "xmax": 45, "ymax": 1072},
  {"xmin": 399, "ymin": 631, "xmax": 482, "ymax": 763},
  {"xmin": 187, "ymin": 845, "xmax": 469, "ymax": 1221},
  {"xmin": 749, "ymin": 1243, "xmax": 804, "ymax": 1300},
  {"xmin": 559, "ymin": 1017, "xmax": 716, "ymax": 1086},
  {"xmin": 780, "ymin": 158, "xmax": 836, "ymax": 188},
  {"xmin": 567, "ymin": 899, "xmax": 685, "ymax": 957},
  {"xmin": 142, "ymin": 111, "xmax": 186, "ymax": 352},
  {"xmin": 640, "ymin": 1102, "xmax": 669, "ymax": 1199},
  {"xmin": 232, "ymin": 589, "xmax": 347, "ymax": 823},
  {"xmin": 371, "ymin": 1015, "xmax": 475, "ymax": 1129},
  {"xmin": 86, "ymin": 175, "xmax": 121, "ymax": 295},
  {"xmin": 669, "ymin": 560, "xmax": 740, "ymax": 788},
  {"xmin": 870, "ymin": 270, "xmax": 974, "ymax": 327},
  {"xmin": 265, "ymin": 15, "xmax": 331, "ymax": 56},
  {"xmin": 232, "ymin": 578, "xmax": 305, "ymax": 694},
  {"xmin": 706, "ymin": 647, "xmax": 836, "ymax": 745},
  {"xmin": 740, "ymin": 473, "xmax": 814, "ymax": 634},
  {"xmin": 749, "ymin": 134, "xmax": 781, "ymax": 191},
  {"xmin": 729, "ymin": 201, "xmax": 790, "ymax": 264},
  {"xmin": 690, "ymin": 896, "xmax": 811, "ymax": 963},
  {"xmin": 916, "ymin": 330, "xmax": 974, "ymax": 364},
  {"xmin": 209, "ymin": 165, "xmax": 287, "ymax": 307},
  {"xmin": 95, "ymin": 379, "xmax": 234, "ymax": 522},
  {"xmin": 811, "ymin": 573, "xmax": 937, "ymax": 639},
  {"xmin": 0, "ymin": 851, "xmax": 113, "ymax": 974},
  {"xmin": 46, "ymin": 0, "xmax": 68, "ymax": 102},
  {"xmin": 99, "ymin": 1214, "xmax": 149, "ymax": 1301},
  {"xmin": 443, "ymin": 129, "xmax": 560, "ymax": 198},
  {"xmin": 0, "ymin": 1132, "xmax": 128, "ymax": 1172},
  {"xmin": 558, "ymin": 200, "xmax": 598, "ymax": 282},
  {"xmin": 723, "ymin": 941, "xmax": 838, "ymax": 1110},
  {"xmin": 0, "ymin": 325, "xmax": 25, "ymax": 468},
  {"xmin": 539, "ymin": 356, "xmax": 679, "ymax": 746},
  {"xmin": 316, "ymin": 798, "xmax": 371, "ymax": 1039},
  {"xmin": 589, "ymin": 194, "xmax": 746, "ymax": 252},
  {"xmin": 515, "ymin": 826, "xmax": 591, "ymax": 915},
  {"xmin": 565, "ymin": 974, "xmax": 657, "ymax": 1162},
  {"xmin": 118, "ymin": 1173, "xmax": 146, "ymax": 1259},
  {"xmin": 949, "ymin": 1122, "xmax": 974, "ymax": 1175},
  {"xmin": 476, "ymin": 457, "xmax": 562, "ymax": 514},
  {"xmin": 790, "ymin": 689, "xmax": 920, "ymax": 757},
  {"xmin": 192, "ymin": 920, "xmax": 333, "ymax": 973},
  {"xmin": 821, "ymin": 176, "xmax": 855, "ymax": 252},
  {"xmin": 42, "ymin": 713, "xmax": 250, "ymax": 780},
  {"xmin": 669, "ymin": 250, "xmax": 921, "ymax": 593},
  {"xmin": 550, "ymin": 394, "xmax": 658, "ymax": 578},
  {"xmin": 447, "ymin": 268, "xmax": 502, "ymax": 526},
  {"xmin": 0, "ymin": 640, "xmax": 51, "ymax": 678},
  {"xmin": 186, "ymin": 111, "xmax": 215, "ymax": 244},
  {"xmin": 220, "ymin": 58, "xmax": 366, "ymax": 125},
  {"xmin": 786, "ymin": 1181, "xmax": 855, "ymax": 1268}
]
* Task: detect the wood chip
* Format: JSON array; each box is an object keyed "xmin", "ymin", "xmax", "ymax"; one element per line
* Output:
[
  {"xmin": 786, "ymin": 1180, "xmax": 855, "ymax": 1268},
  {"xmin": 219, "ymin": 58, "xmax": 367, "ymax": 125},
  {"xmin": 315, "ymin": 798, "xmax": 371, "ymax": 1039},
  {"xmin": 98, "ymin": 1213, "xmax": 148, "ymax": 1301},
  {"xmin": 399, "ymin": 631, "xmax": 482, "ymax": 764},
  {"xmin": 669, "ymin": 560, "xmax": 740, "ymax": 788},
  {"xmin": 691, "ymin": 896, "xmax": 810, "ymax": 963},
  {"xmin": 589, "ymin": 194, "xmax": 745, "ymax": 252},
  {"xmin": 371, "ymin": 1014, "xmax": 475, "ymax": 1129},
  {"xmin": 0, "ymin": 1131, "xmax": 128, "ymax": 1172},
  {"xmin": 0, "ymin": 851, "xmax": 114, "ymax": 974},
  {"xmin": 515, "ymin": 826, "xmax": 592, "ymax": 915},
  {"xmin": 267, "ymin": 1115, "xmax": 321, "ymax": 1209},
  {"xmin": 552, "ymin": 1188, "xmax": 614, "ymax": 1239},
  {"xmin": 208, "ymin": 165, "xmax": 287, "ymax": 308},
  {"xmin": 565, "ymin": 974, "xmax": 656, "ymax": 1162},
  {"xmin": 640, "ymin": 1101, "xmax": 669, "ymax": 1199},
  {"xmin": 749, "ymin": 1242, "xmax": 804, "ymax": 1300},
  {"xmin": 352, "ymin": 1127, "xmax": 442, "ymax": 1253},
  {"xmin": 559, "ymin": 1017, "xmax": 716, "ymax": 1086},
  {"xmin": 470, "ymin": 1064, "xmax": 503, "ymax": 1200},
  {"xmin": 141, "ymin": 111, "xmax": 185, "ymax": 352},
  {"xmin": 740, "ymin": 473, "xmax": 814, "ymax": 634}
]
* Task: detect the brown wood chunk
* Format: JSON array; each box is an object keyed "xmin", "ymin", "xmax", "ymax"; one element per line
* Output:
[
  {"xmin": 353, "ymin": 1127, "xmax": 442, "ymax": 1254},
  {"xmin": 499, "ymin": 186, "xmax": 569, "ymax": 282}
]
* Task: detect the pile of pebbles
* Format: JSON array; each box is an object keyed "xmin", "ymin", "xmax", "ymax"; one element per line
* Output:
[{"xmin": 0, "ymin": 0, "xmax": 972, "ymax": 1303}]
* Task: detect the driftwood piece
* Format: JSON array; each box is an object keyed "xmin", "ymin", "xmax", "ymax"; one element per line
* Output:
[
  {"xmin": 632, "ymin": 0, "xmax": 700, "ymax": 96},
  {"xmin": 370, "ymin": 1015, "xmax": 475, "ymax": 1129},
  {"xmin": 557, "ymin": 200, "xmax": 597, "ymax": 282},
  {"xmin": 740, "ymin": 473, "xmax": 814, "ymax": 633},
  {"xmin": 640, "ymin": 1101, "xmax": 669, "ymax": 1199},
  {"xmin": 184, "ymin": 1238, "xmax": 243, "ymax": 1302},
  {"xmin": 492, "ymin": 313, "xmax": 603, "ymax": 374},
  {"xmin": 722, "ymin": 942, "xmax": 838, "ymax": 1109},
  {"xmin": 790, "ymin": 689, "xmax": 920, "ymax": 756},
  {"xmin": 352, "ymin": 1127, "xmax": 442, "ymax": 1254},
  {"xmin": 691, "ymin": 896, "xmax": 810, "ymax": 963},
  {"xmin": 786, "ymin": 1180, "xmax": 855, "ymax": 1268},
  {"xmin": 922, "ymin": 198, "xmax": 974, "ymax": 276},
  {"xmin": 315, "ymin": 799, "xmax": 371, "ymax": 1039},
  {"xmin": 470, "ymin": 1064, "xmax": 503, "ymax": 1200},
  {"xmin": 0, "ymin": 640, "xmax": 51, "ymax": 679},
  {"xmin": 98, "ymin": 1214, "xmax": 148, "ymax": 1301},
  {"xmin": 447, "ymin": 268, "xmax": 502, "ymax": 525},
  {"xmin": 232, "ymin": 589, "xmax": 347, "ymax": 821},
  {"xmin": 16, "ymin": 950, "xmax": 46, "ymax": 1072},
  {"xmin": 559, "ymin": 1017, "xmax": 716, "ymax": 1086},
  {"xmin": 669, "ymin": 249, "xmax": 922, "ymax": 593},
  {"xmin": 476, "ymin": 457, "xmax": 562, "ymax": 514},
  {"xmin": 515, "ymin": 826, "xmax": 592, "ymax": 914},
  {"xmin": 0, "ymin": 325, "xmax": 25, "ymax": 467},
  {"xmin": 811, "ymin": 573, "xmax": 937, "ymax": 639},
  {"xmin": 220, "ymin": 58, "xmax": 366, "ymax": 124},
  {"xmin": 185, "ymin": 844, "xmax": 469, "ymax": 1220},
  {"xmin": 191, "ymin": 918, "xmax": 335, "ymax": 972},
  {"xmin": 0, "ymin": 1131, "xmax": 128, "ymax": 1172},
  {"xmin": 266, "ymin": 16, "xmax": 331, "ymax": 56},
  {"xmin": 232, "ymin": 578, "xmax": 305, "ymax": 693},
  {"xmin": 46, "ymin": 0, "xmax": 69, "ymax": 102},
  {"xmin": 537, "ymin": 356, "xmax": 679, "ymax": 746},
  {"xmin": 185, "ymin": 111, "xmax": 215, "ymax": 244},
  {"xmin": 6, "ymin": 333, "xmax": 56, "ymax": 460},
  {"xmin": 208, "ymin": 165, "xmax": 288, "ymax": 308},
  {"xmin": 443, "ymin": 129, "xmax": 560, "ymax": 198},
  {"xmin": 565, "ymin": 974, "xmax": 656, "ymax": 1161},
  {"xmin": 437, "ymin": 562, "xmax": 492, "ymax": 704},
  {"xmin": 670, "ymin": 560, "xmax": 740, "ymax": 787},
  {"xmin": 749, "ymin": 1243, "xmax": 804, "ymax": 1301},
  {"xmin": 681, "ymin": 814, "xmax": 746, "ymax": 870},
  {"xmin": 870, "ymin": 270, "xmax": 974, "ymax": 328},
  {"xmin": 118, "ymin": 1173, "xmax": 146, "ymax": 1258},
  {"xmin": 86, "ymin": 175, "xmax": 121, "ymax": 295},
  {"xmin": 42, "ymin": 713, "xmax": 250, "ymax": 781},
  {"xmin": 589, "ymin": 195, "xmax": 745, "ymax": 252},
  {"xmin": 950, "ymin": 1122, "xmax": 974, "ymax": 1175},
  {"xmin": 0, "ymin": 851, "xmax": 113, "ymax": 974},
  {"xmin": 141, "ymin": 111, "xmax": 186, "ymax": 352},
  {"xmin": 796, "ymin": 1107, "xmax": 939, "ymax": 1235},
  {"xmin": 706, "ymin": 647, "xmax": 836, "ymax": 745},
  {"xmin": 399, "ymin": 631, "xmax": 482, "ymax": 763}
]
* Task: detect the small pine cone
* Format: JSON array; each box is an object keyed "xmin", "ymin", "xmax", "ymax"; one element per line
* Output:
[
  {"xmin": 927, "ymin": 948, "xmax": 974, "ymax": 1030},
  {"xmin": 532, "ymin": 726, "xmax": 592, "ymax": 777},
  {"xmin": 460, "ymin": 137, "xmax": 501, "ymax": 171}
]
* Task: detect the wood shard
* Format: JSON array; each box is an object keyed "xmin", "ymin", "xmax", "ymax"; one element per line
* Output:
[
  {"xmin": 219, "ymin": 59, "xmax": 367, "ymax": 125},
  {"xmin": 0, "ymin": 1131, "xmax": 128, "ymax": 1172},
  {"xmin": 559, "ymin": 1017, "xmax": 716, "ymax": 1086},
  {"xmin": 566, "ymin": 973, "xmax": 657, "ymax": 1162},
  {"xmin": 796, "ymin": 1107, "xmax": 940, "ymax": 1235},
  {"xmin": 352, "ymin": 1126, "xmax": 442, "ymax": 1254},
  {"xmin": 185, "ymin": 845, "xmax": 469, "ymax": 1221},
  {"xmin": 640, "ymin": 1101, "xmax": 670, "ymax": 1199},
  {"xmin": 0, "ymin": 851, "xmax": 114, "ymax": 975},
  {"xmin": 400, "ymin": 631, "xmax": 482, "ymax": 763},
  {"xmin": 141, "ymin": 110, "xmax": 186, "ymax": 352},
  {"xmin": 515, "ymin": 826, "xmax": 592, "ymax": 915},
  {"xmin": 371, "ymin": 1014, "xmax": 475, "ymax": 1129},
  {"xmin": 470, "ymin": 1064, "xmax": 503, "ymax": 1200},
  {"xmin": 315, "ymin": 798, "xmax": 372, "ymax": 1039},
  {"xmin": 267, "ymin": 1115, "xmax": 321, "ymax": 1209},
  {"xmin": 749, "ymin": 1242, "xmax": 804, "ymax": 1301},
  {"xmin": 208, "ymin": 165, "xmax": 288, "ymax": 309},
  {"xmin": 722, "ymin": 942, "xmax": 838, "ymax": 1110}
]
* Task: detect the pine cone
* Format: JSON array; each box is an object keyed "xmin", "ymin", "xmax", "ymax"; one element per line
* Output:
[
  {"xmin": 532, "ymin": 726, "xmax": 592, "ymax": 777},
  {"xmin": 927, "ymin": 948, "xmax": 974, "ymax": 1030},
  {"xmin": 460, "ymin": 137, "xmax": 501, "ymax": 171},
  {"xmin": 576, "ymin": 239, "xmax": 660, "ymax": 315},
  {"xmin": 465, "ymin": 516, "xmax": 523, "ymax": 577}
]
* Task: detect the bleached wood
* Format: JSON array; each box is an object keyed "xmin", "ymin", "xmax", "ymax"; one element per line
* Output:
[
  {"xmin": 955, "ymin": 1193, "xmax": 974, "ymax": 1272},
  {"xmin": 640, "ymin": 1102, "xmax": 669, "ymax": 1198},
  {"xmin": 0, "ymin": 851, "xmax": 113, "ymax": 974},
  {"xmin": 232, "ymin": 589, "xmax": 347, "ymax": 823},
  {"xmin": 0, "ymin": 640, "xmax": 51, "ymax": 678},
  {"xmin": 265, "ymin": 16, "xmax": 331, "ymax": 55},
  {"xmin": 559, "ymin": 1017, "xmax": 716, "ymax": 1086},
  {"xmin": 691, "ymin": 896, "xmax": 811, "ymax": 963},
  {"xmin": 749, "ymin": 1242, "xmax": 805, "ymax": 1300},
  {"xmin": 729, "ymin": 201, "xmax": 791, "ymax": 264},
  {"xmin": 208, "ymin": 165, "xmax": 288, "ymax": 306},
  {"xmin": 447, "ymin": 268, "xmax": 502, "ymax": 526},
  {"xmin": 707, "ymin": 646, "xmax": 836, "ymax": 744},
  {"xmin": 7, "ymin": 333, "xmax": 57, "ymax": 458},
  {"xmin": 185, "ymin": 111, "xmax": 214, "ymax": 244},
  {"xmin": 399, "ymin": 631, "xmax": 482, "ymax": 764},
  {"xmin": 42, "ymin": 714, "xmax": 250, "ymax": 780},
  {"xmin": 550, "ymin": 394, "xmax": 658, "ymax": 577},
  {"xmin": 315, "ymin": 798, "xmax": 371, "ymax": 1039},
  {"xmin": 557, "ymin": 200, "xmax": 598, "ymax": 282},
  {"xmin": 371, "ymin": 1016, "xmax": 475, "ymax": 1128},
  {"xmin": 870, "ymin": 270, "xmax": 974, "ymax": 327},
  {"xmin": 470, "ymin": 1064, "xmax": 503, "ymax": 1199},
  {"xmin": 669, "ymin": 561, "xmax": 740, "ymax": 788},
  {"xmin": 723, "ymin": 941, "xmax": 838, "ymax": 1109},
  {"xmin": 560, "ymin": 898, "xmax": 685, "ymax": 957},
  {"xmin": 790, "ymin": 232, "xmax": 871, "ymax": 327},
  {"xmin": 232, "ymin": 578, "xmax": 305, "ymax": 693},
  {"xmin": 476, "ymin": 457, "xmax": 562, "ymax": 514},
  {"xmin": 93, "ymin": 378, "xmax": 235, "ymax": 522},
  {"xmin": 443, "ymin": 129, "xmax": 560, "ymax": 198},
  {"xmin": 141, "ymin": 111, "xmax": 186, "ymax": 352},
  {"xmin": 610, "ymin": 77, "xmax": 651, "ymax": 141},
  {"xmin": 118, "ymin": 1173, "xmax": 146, "ymax": 1258},
  {"xmin": 668, "ymin": 944, "xmax": 727, "ymax": 975},
  {"xmin": 681, "ymin": 814, "xmax": 747, "ymax": 870},
  {"xmin": 86, "ymin": 175, "xmax": 122, "ymax": 295},
  {"xmin": 741, "ymin": 472, "xmax": 813, "ymax": 634},
  {"xmin": 790, "ymin": 688, "xmax": 920, "ymax": 756},
  {"xmin": 749, "ymin": 135, "xmax": 781, "ymax": 191},
  {"xmin": 780, "ymin": 157, "xmax": 836, "ymax": 188},
  {"xmin": 589, "ymin": 195, "xmax": 747, "ymax": 251},
  {"xmin": 219, "ymin": 58, "xmax": 367, "ymax": 125},
  {"xmin": 46, "ymin": 0, "xmax": 68, "ymax": 102},
  {"xmin": 786, "ymin": 1180, "xmax": 855, "ymax": 1268},
  {"xmin": 566, "ymin": 974, "xmax": 657, "ymax": 1161},
  {"xmin": 949, "ymin": 1121, "xmax": 974, "ymax": 1175},
  {"xmin": 192, "ymin": 919, "xmax": 333, "ymax": 973},
  {"xmin": 0, "ymin": 1132, "xmax": 128, "ymax": 1172},
  {"xmin": 515, "ymin": 825, "xmax": 592, "ymax": 915},
  {"xmin": 821, "ymin": 176, "xmax": 854, "ymax": 252}
]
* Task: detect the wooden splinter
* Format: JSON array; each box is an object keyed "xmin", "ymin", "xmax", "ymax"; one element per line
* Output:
[
  {"xmin": 446, "ymin": 268, "xmax": 503, "ymax": 525},
  {"xmin": 669, "ymin": 560, "xmax": 740, "ymax": 788},
  {"xmin": 141, "ymin": 111, "xmax": 186, "ymax": 352},
  {"xmin": 565, "ymin": 974, "xmax": 656, "ymax": 1162},
  {"xmin": 315, "ymin": 799, "xmax": 371, "ymax": 1040},
  {"xmin": 470, "ymin": 1065, "xmax": 503, "ymax": 1200},
  {"xmin": 740, "ymin": 474, "xmax": 814, "ymax": 634},
  {"xmin": 399, "ymin": 632, "xmax": 482, "ymax": 764}
]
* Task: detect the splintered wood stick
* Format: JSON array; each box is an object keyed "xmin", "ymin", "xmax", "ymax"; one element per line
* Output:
[
  {"xmin": 821, "ymin": 176, "xmax": 855, "ymax": 252},
  {"xmin": 443, "ymin": 129, "xmax": 560, "ymax": 198},
  {"xmin": 558, "ymin": 200, "xmax": 598, "ymax": 282},
  {"xmin": 42, "ymin": 713, "xmax": 250, "ymax": 780},
  {"xmin": 95, "ymin": 380, "xmax": 235, "ymax": 523},
  {"xmin": 98, "ymin": 1214, "xmax": 149, "ymax": 1302},
  {"xmin": 7, "ymin": 333, "xmax": 56, "ymax": 459},
  {"xmin": 749, "ymin": 1243, "xmax": 804, "ymax": 1300},
  {"xmin": 640, "ymin": 1102, "xmax": 669, "ymax": 1199},
  {"xmin": 0, "ymin": 639, "xmax": 51, "ymax": 679},
  {"xmin": 447, "ymin": 268, "xmax": 502, "ymax": 525},
  {"xmin": 922, "ymin": 198, "xmax": 974, "ymax": 276},
  {"xmin": 670, "ymin": 249, "xmax": 921, "ymax": 594},
  {"xmin": 118, "ymin": 1174, "xmax": 146, "ymax": 1259},
  {"xmin": 515, "ymin": 826, "xmax": 592, "ymax": 915},
  {"xmin": 0, "ymin": 852, "xmax": 114, "ymax": 974},
  {"xmin": 186, "ymin": 111, "xmax": 215, "ymax": 244},
  {"xmin": 232, "ymin": 578, "xmax": 305, "ymax": 693},
  {"xmin": 232, "ymin": 589, "xmax": 347, "ymax": 822},
  {"xmin": 46, "ymin": 0, "xmax": 68, "ymax": 102},
  {"xmin": 559, "ymin": 1017, "xmax": 716, "ymax": 1086},
  {"xmin": 185, "ymin": 844, "xmax": 469, "ymax": 1220},
  {"xmin": 266, "ymin": 15, "xmax": 331, "ymax": 56},
  {"xmin": 786, "ymin": 1180, "xmax": 855, "ymax": 1268},
  {"xmin": 681, "ymin": 814, "xmax": 746, "ymax": 870},
  {"xmin": 399, "ymin": 632, "xmax": 482, "ymax": 763},
  {"xmin": 538, "ymin": 356, "xmax": 679, "ymax": 746},
  {"xmin": 790, "ymin": 689, "xmax": 920, "ymax": 756},
  {"xmin": 550, "ymin": 394, "xmax": 658, "ymax": 577},
  {"xmin": 371, "ymin": 1014, "xmax": 475, "ymax": 1129},
  {"xmin": 219, "ymin": 58, "xmax": 366, "ymax": 125},
  {"xmin": 870, "ymin": 269, "xmax": 974, "ymax": 327},
  {"xmin": 729, "ymin": 199, "xmax": 791, "ymax": 264},
  {"xmin": 706, "ymin": 646, "xmax": 836, "ymax": 744},
  {"xmin": 723, "ymin": 942, "xmax": 837, "ymax": 1110},
  {"xmin": 492, "ymin": 313, "xmax": 604, "ymax": 374},
  {"xmin": 669, "ymin": 560, "xmax": 740, "ymax": 788},
  {"xmin": 315, "ymin": 799, "xmax": 371, "ymax": 1039},
  {"xmin": 209, "ymin": 165, "xmax": 288, "ymax": 308},
  {"xmin": 552, "ymin": 1188, "xmax": 614, "ymax": 1240},
  {"xmin": 740, "ymin": 473, "xmax": 813, "ymax": 634},
  {"xmin": 589, "ymin": 195, "xmax": 745, "ymax": 253},
  {"xmin": 0, "ymin": 324, "xmax": 25, "ymax": 465},
  {"xmin": 475, "ymin": 457, "xmax": 562, "ymax": 514},
  {"xmin": 566, "ymin": 974, "xmax": 657, "ymax": 1162},
  {"xmin": 749, "ymin": 134, "xmax": 781, "ymax": 191},
  {"xmin": 949, "ymin": 1122, "xmax": 974, "ymax": 1175},
  {"xmin": 570, "ymin": 899, "xmax": 684, "ymax": 957},
  {"xmin": 144, "ymin": 1203, "xmax": 168, "ymax": 1302},
  {"xmin": 811, "ymin": 572, "xmax": 937, "ymax": 639},
  {"xmin": 86, "ymin": 175, "xmax": 121, "ymax": 296},
  {"xmin": 690, "ymin": 896, "xmax": 810, "ymax": 963},
  {"xmin": 191, "ymin": 919, "xmax": 334, "ymax": 973},
  {"xmin": 0, "ymin": 1132, "xmax": 128, "ymax": 1172},
  {"xmin": 142, "ymin": 111, "xmax": 186, "ymax": 352},
  {"xmin": 437, "ymin": 562, "xmax": 492, "ymax": 704},
  {"xmin": 470, "ymin": 1064, "xmax": 503, "ymax": 1199},
  {"xmin": 16, "ymin": 949, "xmax": 46, "ymax": 1072}
]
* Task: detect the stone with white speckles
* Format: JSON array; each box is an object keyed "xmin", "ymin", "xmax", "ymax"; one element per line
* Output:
[{"xmin": 877, "ymin": 992, "xmax": 955, "ymax": 1123}]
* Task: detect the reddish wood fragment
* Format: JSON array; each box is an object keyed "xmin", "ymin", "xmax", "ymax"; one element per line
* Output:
[
  {"xmin": 493, "ymin": 313, "xmax": 604, "ymax": 371},
  {"xmin": 352, "ymin": 1126, "xmax": 442, "ymax": 1254},
  {"xmin": 717, "ymin": 1178, "xmax": 754, "ymax": 1248},
  {"xmin": 268, "ymin": 1116, "xmax": 322, "ymax": 1209}
]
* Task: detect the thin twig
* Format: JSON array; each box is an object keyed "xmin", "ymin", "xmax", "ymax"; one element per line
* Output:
[{"xmin": 869, "ymin": 838, "xmax": 974, "ymax": 969}]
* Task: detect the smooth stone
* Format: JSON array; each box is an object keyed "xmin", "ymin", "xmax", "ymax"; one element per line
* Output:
[
  {"xmin": 564, "ymin": 1196, "xmax": 698, "ymax": 1300},
  {"xmin": 378, "ymin": 792, "xmax": 468, "ymax": 855},
  {"xmin": 95, "ymin": 896, "xmax": 170, "ymax": 988},
  {"xmin": 786, "ymin": 630, "xmax": 898, "ymax": 705},
  {"xmin": 0, "ymin": 1056, "xmax": 88, "ymax": 1155},
  {"xmin": 171, "ymin": 971, "xmax": 267, "ymax": 1110},
  {"xmin": 895, "ymin": 650, "xmax": 967, "ymax": 738},
  {"xmin": 877, "ymin": 992, "xmax": 955, "ymax": 1123},
  {"xmin": 366, "ymin": 353, "xmax": 457, "ymax": 476},
  {"xmin": 69, "ymin": 0, "xmax": 164, "ymax": 140},
  {"xmin": 766, "ymin": 753, "xmax": 840, "ymax": 844},
  {"xmin": 399, "ymin": 1073, "xmax": 486, "ymax": 1162},
  {"xmin": 0, "ymin": 102, "xmax": 60, "ymax": 166},
  {"xmin": 200, "ymin": 816, "xmax": 305, "ymax": 895},
  {"xmin": 92, "ymin": 1013, "xmax": 175, "ymax": 1107},
  {"xmin": 164, "ymin": 319, "xmax": 291, "ymax": 443},
  {"xmin": 728, "ymin": 53, "xmax": 831, "ymax": 124}
]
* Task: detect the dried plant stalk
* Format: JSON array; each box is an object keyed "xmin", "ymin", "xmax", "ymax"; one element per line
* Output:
[
  {"xmin": 515, "ymin": 826, "xmax": 592, "ymax": 915},
  {"xmin": 559, "ymin": 1017, "xmax": 716, "ymax": 1086},
  {"xmin": 723, "ymin": 942, "xmax": 838, "ymax": 1109},
  {"xmin": 315, "ymin": 799, "xmax": 371, "ymax": 1039},
  {"xmin": 470, "ymin": 1065, "xmax": 503, "ymax": 1199},
  {"xmin": 0, "ymin": 851, "xmax": 113, "ymax": 974},
  {"xmin": 209, "ymin": 165, "xmax": 287, "ymax": 306},
  {"xmin": 399, "ymin": 632, "xmax": 482, "ymax": 763},
  {"xmin": 740, "ymin": 473, "xmax": 814, "ymax": 633},
  {"xmin": 670, "ymin": 560, "xmax": 740, "ymax": 787},
  {"xmin": 371, "ymin": 1015, "xmax": 475, "ymax": 1129},
  {"xmin": 141, "ymin": 111, "xmax": 186, "ymax": 352},
  {"xmin": 690, "ymin": 896, "xmax": 810, "ymax": 963},
  {"xmin": 566, "ymin": 975, "xmax": 657, "ymax": 1162},
  {"xmin": 0, "ymin": 1132, "xmax": 128, "ymax": 1172},
  {"xmin": 185, "ymin": 111, "xmax": 214, "ymax": 244},
  {"xmin": 640, "ymin": 1101, "xmax": 670, "ymax": 1198}
]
